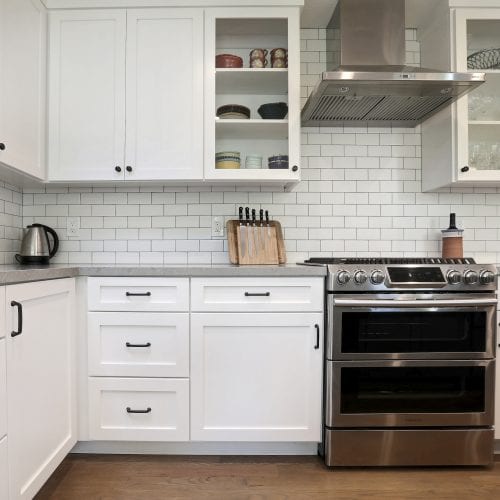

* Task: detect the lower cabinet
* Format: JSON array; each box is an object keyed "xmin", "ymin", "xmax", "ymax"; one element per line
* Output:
[
  {"xmin": 0, "ymin": 338, "xmax": 6, "ymax": 440},
  {"xmin": 0, "ymin": 436, "xmax": 8, "ymax": 500},
  {"xmin": 6, "ymin": 278, "xmax": 76, "ymax": 500},
  {"xmin": 190, "ymin": 313, "xmax": 323, "ymax": 442},
  {"xmin": 496, "ymin": 327, "xmax": 500, "ymax": 440},
  {"xmin": 88, "ymin": 377, "xmax": 189, "ymax": 441}
]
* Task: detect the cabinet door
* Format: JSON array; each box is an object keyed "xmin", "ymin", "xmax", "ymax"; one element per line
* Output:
[
  {"xmin": 48, "ymin": 10, "xmax": 126, "ymax": 181},
  {"xmin": 125, "ymin": 9, "xmax": 203, "ymax": 180},
  {"xmin": 0, "ymin": 0, "xmax": 46, "ymax": 179},
  {"xmin": 6, "ymin": 279, "xmax": 76, "ymax": 500},
  {"xmin": 0, "ymin": 339, "xmax": 6, "ymax": 440},
  {"xmin": 0, "ymin": 437, "xmax": 7, "ymax": 500},
  {"xmin": 191, "ymin": 313, "xmax": 323, "ymax": 442}
]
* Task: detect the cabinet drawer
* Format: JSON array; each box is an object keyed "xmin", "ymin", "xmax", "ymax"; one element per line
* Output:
[
  {"xmin": 88, "ymin": 377, "xmax": 189, "ymax": 441},
  {"xmin": 88, "ymin": 313, "xmax": 189, "ymax": 377},
  {"xmin": 88, "ymin": 277, "xmax": 189, "ymax": 311},
  {"xmin": 0, "ymin": 339, "xmax": 6, "ymax": 439},
  {"xmin": 191, "ymin": 278, "xmax": 324, "ymax": 312},
  {"xmin": 0, "ymin": 437, "xmax": 7, "ymax": 500}
]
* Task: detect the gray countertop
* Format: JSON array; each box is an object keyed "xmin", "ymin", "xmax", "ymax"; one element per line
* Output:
[{"xmin": 0, "ymin": 263, "xmax": 326, "ymax": 285}]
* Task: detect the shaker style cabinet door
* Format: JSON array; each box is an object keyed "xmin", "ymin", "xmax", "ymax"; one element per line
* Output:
[
  {"xmin": 125, "ymin": 9, "xmax": 203, "ymax": 180},
  {"xmin": 0, "ymin": 0, "xmax": 46, "ymax": 179},
  {"xmin": 6, "ymin": 279, "xmax": 76, "ymax": 500},
  {"xmin": 48, "ymin": 10, "xmax": 126, "ymax": 181}
]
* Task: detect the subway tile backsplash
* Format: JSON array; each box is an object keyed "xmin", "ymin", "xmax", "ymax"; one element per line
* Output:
[{"xmin": 15, "ymin": 29, "xmax": 500, "ymax": 265}]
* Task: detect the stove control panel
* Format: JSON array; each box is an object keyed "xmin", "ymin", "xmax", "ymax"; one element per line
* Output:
[{"xmin": 446, "ymin": 270, "xmax": 462, "ymax": 285}]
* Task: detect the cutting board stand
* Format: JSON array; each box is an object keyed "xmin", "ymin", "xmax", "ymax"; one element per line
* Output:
[{"xmin": 226, "ymin": 220, "xmax": 286, "ymax": 265}]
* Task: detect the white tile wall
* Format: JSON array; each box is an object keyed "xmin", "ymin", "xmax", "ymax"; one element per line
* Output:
[
  {"xmin": 0, "ymin": 181, "xmax": 22, "ymax": 264},
  {"xmin": 17, "ymin": 29, "xmax": 500, "ymax": 266}
]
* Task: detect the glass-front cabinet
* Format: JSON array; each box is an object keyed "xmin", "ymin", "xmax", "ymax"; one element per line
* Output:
[
  {"xmin": 204, "ymin": 7, "xmax": 300, "ymax": 188},
  {"xmin": 455, "ymin": 9, "xmax": 500, "ymax": 183}
]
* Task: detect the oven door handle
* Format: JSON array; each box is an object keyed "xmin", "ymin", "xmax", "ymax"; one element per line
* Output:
[{"xmin": 332, "ymin": 298, "xmax": 498, "ymax": 307}]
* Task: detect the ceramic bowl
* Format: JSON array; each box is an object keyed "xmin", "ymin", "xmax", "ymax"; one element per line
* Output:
[
  {"xmin": 215, "ymin": 54, "xmax": 244, "ymax": 68},
  {"xmin": 257, "ymin": 102, "xmax": 288, "ymax": 119},
  {"xmin": 217, "ymin": 104, "xmax": 251, "ymax": 119}
]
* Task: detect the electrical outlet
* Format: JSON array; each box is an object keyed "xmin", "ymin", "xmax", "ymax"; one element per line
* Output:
[
  {"xmin": 67, "ymin": 217, "xmax": 80, "ymax": 238},
  {"xmin": 212, "ymin": 216, "xmax": 224, "ymax": 237}
]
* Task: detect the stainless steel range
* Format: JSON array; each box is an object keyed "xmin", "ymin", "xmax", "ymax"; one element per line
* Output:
[{"xmin": 304, "ymin": 257, "xmax": 497, "ymax": 467}]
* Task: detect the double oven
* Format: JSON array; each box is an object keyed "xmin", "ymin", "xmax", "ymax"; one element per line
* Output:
[{"xmin": 306, "ymin": 258, "xmax": 497, "ymax": 467}]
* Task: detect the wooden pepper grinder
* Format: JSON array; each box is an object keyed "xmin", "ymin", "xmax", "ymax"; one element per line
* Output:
[{"xmin": 441, "ymin": 213, "xmax": 464, "ymax": 259}]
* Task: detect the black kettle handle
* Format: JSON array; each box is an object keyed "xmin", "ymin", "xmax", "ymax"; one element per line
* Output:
[{"xmin": 42, "ymin": 225, "xmax": 59, "ymax": 258}]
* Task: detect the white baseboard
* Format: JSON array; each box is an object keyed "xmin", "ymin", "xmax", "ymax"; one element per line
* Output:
[{"xmin": 71, "ymin": 441, "xmax": 318, "ymax": 456}]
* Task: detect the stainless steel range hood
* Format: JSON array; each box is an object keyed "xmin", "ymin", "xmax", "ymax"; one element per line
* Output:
[{"xmin": 301, "ymin": 0, "xmax": 485, "ymax": 127}]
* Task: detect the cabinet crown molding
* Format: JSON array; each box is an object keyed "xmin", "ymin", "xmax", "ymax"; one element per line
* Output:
[{"xmin": 42, "ymin": 0, "xmax": 303, "ymax": 8}]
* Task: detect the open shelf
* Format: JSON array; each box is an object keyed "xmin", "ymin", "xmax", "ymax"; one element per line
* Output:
[
  {"xmin": 216, "ymin": 119, "xmax": 288, "ymax": 140},
  {"xmin": 216, "ymin": 68, "xmax": 288, "ymax": 94},
  {"xmin": 469, "ymin": 120, "xmax": 500, "ymax": 125}
]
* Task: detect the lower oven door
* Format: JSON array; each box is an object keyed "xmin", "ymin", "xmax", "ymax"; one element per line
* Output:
[
  {"xmin": 327, "ymin": 294, "xmax": 497, "ymax": 360},
  {"xmin": 325, "ymin": 359, "xmax": 495, "ymax": 428}
]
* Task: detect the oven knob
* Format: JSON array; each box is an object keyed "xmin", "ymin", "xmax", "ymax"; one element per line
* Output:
[
  {"xmin": 354, "ymin": 270, "xmax": 368, "ymax": 284},
  {"xmin": 479, "ymin": 270, "xmax": 496, "ymax": 285},
  {"xmin": 370, "ymin": 270, "xmax": 385, "ymax": 285},
  {"xmin": 446, "ymin": 270, "xmax": 462, "ymax": 285},
  {"xmin": 463, "ymin": 270, "xmax": 479, "ymax": 285},
  {"xmin": 337, "ymin": 270, "xmax": 351, "ymax": 285}
]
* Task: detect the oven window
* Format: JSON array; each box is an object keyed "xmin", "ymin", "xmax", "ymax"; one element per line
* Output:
[
  {"xmin": 341, "ymin": 311, "xmax": 487, "ymax": 353},
  {"xmin": 340, "ymin": 366, "xmax": 485, "ymax": 414}
]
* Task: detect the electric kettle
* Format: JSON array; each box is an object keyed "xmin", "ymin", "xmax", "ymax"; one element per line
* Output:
[{"xmin": 15, "ymin": 224, "xmax": 59, "ymax": 264}]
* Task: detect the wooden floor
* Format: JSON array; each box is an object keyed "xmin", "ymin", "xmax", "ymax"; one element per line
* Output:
[{"xmin": 35, "ymin": 454, "xmax": 500, "ymax": 500}]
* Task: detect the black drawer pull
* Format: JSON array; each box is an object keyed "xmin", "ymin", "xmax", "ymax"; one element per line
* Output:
[
  {"xmin": 314, "ymin": 324, "xmax": 320, "ymax": 349},
  {"xmin": 126, "ymin": 407, "xmax": 152, "ymax": 414},
  {"xmin": 126, "ymin": 342, "xmax": 151, "ymax": 348},
  {"xmin": 11, "ymin": 301, "xmax": 23, "ymax": 337},
  {"xmin": 244, "ymin": 292, "xmax": 270, "ymax": 297},
  {"xmin": 126, "ymin": 291, "xmax": 151, "ymax": 297}
]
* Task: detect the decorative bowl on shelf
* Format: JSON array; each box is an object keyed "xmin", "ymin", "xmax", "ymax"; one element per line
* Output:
[
  {"xmin": 216, "ymin": 104, "xmax": 250, "ymax": 120},
  {"xmin": 467, "ymin": 48, "xmax": 500, "ymax": 70},
  {"xmin": 268, "ymin": 154, "xmax": 289, "ymax": 169},
  {"xmin": 216, "ymin": 54, "xmax": 244, "ymax": 68},
  {"xmin": 216, "ymin": 151, "xmax": 241, "ymax": 169},
  {"xmin": 258, "ymin": 102, "xmax": 288, "ymax": 119}
]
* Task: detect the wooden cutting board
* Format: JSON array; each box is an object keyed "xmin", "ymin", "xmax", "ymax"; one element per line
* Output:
[{"xmin": 226, "ymin": 219, "xmax": 286, "ymax": 265}]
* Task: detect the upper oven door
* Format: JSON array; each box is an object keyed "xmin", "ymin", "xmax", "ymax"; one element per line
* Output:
[{"xmin": 327, "ymin": 294, "xmax": 497, "ymax": 360}]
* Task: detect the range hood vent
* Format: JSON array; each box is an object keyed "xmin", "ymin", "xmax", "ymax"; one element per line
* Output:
[{"xmin": 301, "ymin": 0, "xmax": 485, "ymax": 127}]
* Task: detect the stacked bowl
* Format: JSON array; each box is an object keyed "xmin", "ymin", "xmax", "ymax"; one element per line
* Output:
[
  {"xmin": 216, "ymin": 151, "xmax": 241, "ymax": 169},
  {"xmin": 268, "ymin": 155, "xmax": 288, "ymax": 169},
  {"xmin": 245, "ymin": 155, "xmax": 263, "ymax": 169},
  {"xmin": 257, "ymin": 102, "xmax": 288, "ymax": 120}
]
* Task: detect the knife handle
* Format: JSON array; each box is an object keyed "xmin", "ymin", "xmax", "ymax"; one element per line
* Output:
[
  {"xmin": 239, "ymin": 206, "xmax": 243, "ymax": 222},
  {"xmin": 245, "ymin": 207, "xmax": 250, "ymax": 222},
  {"xmin": 265, "ymin": 210, "xmax": 269, "ymax": 223},
  {"xmin": 251, "ymin": 209, "xmax": 256, "ymax": 223},
  {"xmin": 259, "ymin": 209, "xmax": 264, "ymax": 222}
]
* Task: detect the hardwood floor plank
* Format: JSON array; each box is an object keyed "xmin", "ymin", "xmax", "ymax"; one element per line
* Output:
[{"xmin": 35, "ymin": 454, "xmax": 500, "ymax": 500}]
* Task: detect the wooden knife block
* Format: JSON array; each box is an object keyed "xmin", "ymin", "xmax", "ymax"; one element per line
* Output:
[{"xmin": 226, "ymin": 220, "xmax": 286, "ymax": 265}]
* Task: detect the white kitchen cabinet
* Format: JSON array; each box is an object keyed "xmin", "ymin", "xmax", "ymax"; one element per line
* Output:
[
  {"xmin": 422, "ymin": 7, "xmax": 500, "ymax": 190},
  {"xmin": 0, "ymin": 339, "xmax": 6, "ymax": 440},
  {"xmin": 88, "ymin": 377, "xmax": 189, "ymax": 441},
  {"xmin": 0, "ymin": 437, "xmax": 8, "ymax": 500},
  {"xmin": 204, "ymin": 7, "xmax": 301, "ymax": 188},
  {"xmin": 48, "ymin": 8, "xmax": 203, "ymax": 182},
  {"xmin": 0, "ymin": 0, "xmax": 46, "ymax": 179},
  {"xmin": 190, "ymin": 312, "xmax": 323, "ymax": 442},
  {"xmin": 88, "ymin": 312, "xmax": 189, "ymax": 377},
  {"xmin": 6, "ymin": 278, "xmax": 76, "ymax": 500}
]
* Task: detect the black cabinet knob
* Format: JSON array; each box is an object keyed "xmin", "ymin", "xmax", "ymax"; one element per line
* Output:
[
  {"xmin": 292, "ymin": 165, "xmax": 299, "ymax": 172},
  {"xmin": 461, "ymin": 166, "xmax": 469, "ymax": 172},
  {"xmin": 0, "ymin": 143, "xmax": 5, "ymax": 151},
  {"xmin": 126, "ymin": 166, "xmax": 133, "ymax": 173},
  {"xmin": 115, "ymin": 166, "xmax": 122, "ymax": 172}
]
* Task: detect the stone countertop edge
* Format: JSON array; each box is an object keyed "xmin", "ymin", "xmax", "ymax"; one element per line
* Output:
[{"xmin": 0, "ymin": 263, "xmax": 327, "ymax": 285}]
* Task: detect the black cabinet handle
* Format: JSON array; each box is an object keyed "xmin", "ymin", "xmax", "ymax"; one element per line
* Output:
[
  {"xmin": 461, "ymin": 166, "xmax": 469, "ymax": 172},
  {"xmin": 126, "ymin": 291, "xmax": 151, "ymax": 297},
  {"xmin": 126, "ymin": 407, "xmax": 151, "ymax": 414},
  {"xmin": 244, "ymin": 292, "xmax": 270, "ymax": 297},
  {"xmin": 126, "ymin": 342, "xmax": 151, "ymax": 348},
  {"xmin": 314, "ymin": 324, "xmax": 320, "ymax": 349},
  {"xmin": 0, "ymin": 143, "xmax": 5, "ymax": 151},
  {"xmin": 126, "ymin": 166, "xmax": 133, "ymax": 172},
  {"xmin": 115, "ymin": 166, "xmax": 122, "ymax": 172},
  {"xmin": 292, "ymin": 165, "xmax": 299, "ymax": 172},
  {"xmin": 11, "ymin": 301, "xmax": 23, "ymax": 337}
]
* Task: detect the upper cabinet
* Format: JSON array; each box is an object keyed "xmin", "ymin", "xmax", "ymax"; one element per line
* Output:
[
  {"xmin": 204, "ymin": 7, "xmax": 301, "ymax": 188},
  {"xmin": 48, "ymin": 8, "xmax": 204, "ymax": 182},
  {"xmin": 422, "ymin": 6, "xmax": 500, "ymax": 190},
  {"xmin": 0, "ymin": 0, "xmax": 46, "ymax": 180}
]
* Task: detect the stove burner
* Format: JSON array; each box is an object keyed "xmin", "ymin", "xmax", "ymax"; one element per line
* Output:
[{"xmin": 304, "ymin": 257, "xmax": 476, "ymax": 265}]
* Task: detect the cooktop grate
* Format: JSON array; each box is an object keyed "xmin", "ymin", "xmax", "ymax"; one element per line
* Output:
[{"xmin": 304, "ymin": 257, "xmax": 476, "ymax": 265}]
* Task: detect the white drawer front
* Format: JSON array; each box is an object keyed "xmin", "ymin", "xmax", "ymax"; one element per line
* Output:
[
  {"xmin": 88, "ymin": 378, "xmax": 189, "ymax": 441},
  {"xmin": 88, "ymin": 313, "xmax": 189, "ymax": 377},
  {"xmin": 0, "ymin": 340, "xmax": 6, "ymax": 439},
  {"xmin": 0, "ymin": 437, "xmax": 7, "ymax": 500},
  {"xmin": 88, "ymin": 277, "xmax": 189, "ymax": 312},
  {"xmin": 0, "ymin": 287, "xmax": 5, "ymax": 339},
  {"xmin": 191, "ymin": 278, "xmax": 324, "ymax": 312}
]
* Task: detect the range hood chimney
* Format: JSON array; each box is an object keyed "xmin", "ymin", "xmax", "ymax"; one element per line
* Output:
[{"xmin": 301, "ymin": 0, "xmax": 484, "ymax": 127}]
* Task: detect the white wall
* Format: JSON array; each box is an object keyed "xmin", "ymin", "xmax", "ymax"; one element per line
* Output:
[{"xmin": 20, "ymin": 29, "xmax": 500, "ymax": 266}]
